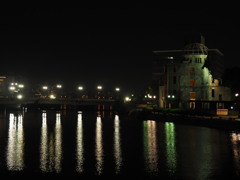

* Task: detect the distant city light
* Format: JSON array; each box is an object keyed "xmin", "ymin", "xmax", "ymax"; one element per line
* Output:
[
  {"xmin": 97, "ymin": 86, "xmax": 102, "ymax": 90},
  {"xmin": 18, "ymin": 84, "xmax": 24, "ymax": 88},
  {"xmin": 9, "ymin": 86, "xmax": 16, "ymax": 91},
  {"xmin": 56, "ymin": 84, "xmax": 62, "ymax": 88},
  {"xmin": 125, "ymin": 96, "xmax": 131, "ymax": 102},
  {"xmin": 167, "ymin": 95, "xmax": 175, "ymax": 98},
  {"xmin": 147, "ymin": 94, "xmax": 152, "ymax": 98},
  {"xmin": 42, "ymin": 86, "xmax": 48, "ymax": 90},
  {"xmin": 78, "ymin": 86, "xmax": 83, "ymax": 90},
  {"xmin": 49, "ymin": 94, "xmax": 56, "ymax": 99},
  {"xmin": 17, "ymin": 94, "xmax": 23, "ymax": 99},
  {"xmin": 115, "ymin": 87, "xmax": 120, "ymax": 91},
  {"xmin": 235, "ymin": 93, "xmax": 239, "ymax": 97}
]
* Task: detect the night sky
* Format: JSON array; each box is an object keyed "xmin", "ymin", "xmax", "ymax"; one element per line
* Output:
[{"xmin": 0, "ymin": 8, "xmax": 239, "ymax": 93}]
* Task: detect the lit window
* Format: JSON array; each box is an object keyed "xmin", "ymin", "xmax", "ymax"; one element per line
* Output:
[
  {"xmin": 190, "ymin": 92, "xmax": 196, "ymax": 100},
  {"xmin": 212, "ymin": 89, "xmax": 215, "ymax": 97},
  {"xmin": 190, "ymin": 79, "xmax": 196, "ymax": 87}
]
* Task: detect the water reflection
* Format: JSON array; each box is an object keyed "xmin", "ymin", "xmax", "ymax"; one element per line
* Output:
[
  {"xmin": 55, "ymin": 112, "xmax": 62, "ymax": 172},
  {"xmin": 165, "ymin": 122, "xmax": 177, "ymax": 174},
  {"xmin": 114, "ymin": 114, "xmax": 122, "ymax": 174},
  {"xmin": 40, "ymin": 111, "xmax": 62, "ymax": 173},
  {"xmin": 95, "ymin": 115, "xmax": 103, "ymax": 174},
  {"xmin": 6, "ymin": 113, "xmax": 25, "ymax": 170},
  {"xmin": 76, "ymin": 111, "xmax": 84, "ymax": 173},
  {"xmin": 40, "ymin": 111, "xmax": 48, "ymax": 171},
  {"xmin": 231, "ymin": 132, "xmax": 240, "ymax": 176},
  {"xmin": 143, "ymin": 120, "xmax": 158, "ymax": 173}
]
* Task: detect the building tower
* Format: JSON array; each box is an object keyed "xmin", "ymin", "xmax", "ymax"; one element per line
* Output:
[{"xmin": 152, "ymin": 35, "xmax": 231, "ymax": 110}]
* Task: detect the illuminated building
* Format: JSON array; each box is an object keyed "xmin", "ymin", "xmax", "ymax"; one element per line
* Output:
[
  {"xmin": 0, "ymin": 76, "xmax": 6, "ymax": 97},
  {"xmin": 152, "ymin": 35, "xmax": 231, "ymax": 109}
]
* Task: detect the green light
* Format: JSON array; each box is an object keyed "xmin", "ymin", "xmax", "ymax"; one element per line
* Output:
[{"xmin": 165, "ymin": 122, "xmax": 177, "ymax": 173}]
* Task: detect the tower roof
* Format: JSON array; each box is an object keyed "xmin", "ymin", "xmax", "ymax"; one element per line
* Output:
[{"xmin": 183, "ymin": 43, "xmax": 208, "ymax": 55}]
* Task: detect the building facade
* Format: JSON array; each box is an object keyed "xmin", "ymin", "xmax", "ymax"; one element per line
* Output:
[
  {"xmin": 152, "ymin": 36, "xmax": 231, "ymax": 110},
  {"xmin": 0, "ymin": 76, "xmax": 7, "ymax": 97}
]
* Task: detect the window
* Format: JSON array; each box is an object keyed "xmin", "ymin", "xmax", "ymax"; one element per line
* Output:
[
  {"xmin": 190, "ymin": 79, "xmax": 196, "ymax": 87},
  {"xmin": 211, "ymin": 89, "xmax": 215, "ymax": 97},
  {"xmin": 173, "ymin": 76, "xmax": 177, "ymax": 84},
  {"xmin": 189, "ymin": 67, "xmax": 195, "ymax": 74},
  {"xmin": 219, "ymin": 94, "xmax": 222, "ymax": 101},
  {"xmin": 190, "ymin": 92, "xmax": 196, "ymax": 100},
  {"xmin": 164, "ymin": 65, "xmax": 167, "ymax": 73},
  {"xmin": 173, "ymin": 67, "xmax": 176, "ymax": 73}
]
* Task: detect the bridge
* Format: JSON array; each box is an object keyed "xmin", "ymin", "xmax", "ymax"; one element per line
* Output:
[{"xmin": 0, "ymin": 98, "xmax": 123, "ymax": 110}]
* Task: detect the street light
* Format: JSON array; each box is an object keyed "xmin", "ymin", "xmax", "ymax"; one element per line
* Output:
[
  {"xmin": 96, "ymin": 85, "xmax": 103, "ymax": 99},
  {"xmin": 42, "ymin": 86, "xmax": 48, "ymax": 98},
  {"xmin": 56, "ymin": 84, "xmax": 62, "ymax": 88},
  {"xmin": 167, "ymin": 94, "xmax": 175, "ymax": 108},
  {"xmin": 49, "ymin": 94, "xmax": 56, "ymax": 99},
  {"xmin": 124, "ymin": 96, "xmax": 131, "ymax": 103},
  {"xmin": 17, "ymin": 94, "xmax": 23, "ymax": 99},
  {"xmin": 78, "ymin": 86, "xmax": 83, "ymax": 90},
  {"xmin": 18, "ymin": 84, "xmax": 24, "ymax": 88},
  {"xmin": 42, "ymin": 86, "xmax": 48, "ymax": 90},
  {"xmin": 114, "ymin": 87, "xmax": 121, "ymax": 100}
]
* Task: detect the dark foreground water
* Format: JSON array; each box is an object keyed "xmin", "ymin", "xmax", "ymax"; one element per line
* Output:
[{"xmin": 0, "ymin": 109, "xmax": 240, "ymax": 179}]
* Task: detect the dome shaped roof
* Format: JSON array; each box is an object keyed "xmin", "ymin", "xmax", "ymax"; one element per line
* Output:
[{"xmin": 183, "ymin": 43, "xmax": 208, "ymax": 55}]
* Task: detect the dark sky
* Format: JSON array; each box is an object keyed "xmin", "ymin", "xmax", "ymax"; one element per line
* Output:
[{"xmin": 0, "ymin": 8, "xmax": 239, "ymax": 93}]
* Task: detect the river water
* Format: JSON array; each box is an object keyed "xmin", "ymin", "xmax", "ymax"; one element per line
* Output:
[{"xmin": 0, "ymin": 109, "xmax": 240, "ymax": 179}]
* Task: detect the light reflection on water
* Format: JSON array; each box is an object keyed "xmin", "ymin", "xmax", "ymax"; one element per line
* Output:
[
  {"xmin": 165, "ymin": 122, "xmax": 177, "ymax": 174},
  {"xmin": 6, "ymin": 113, "xmax": 24, "ymax": 171},
  {"xmin": 1, "ymin": 110, "xmax": 240, "ymax": 178},
  {"xmin": 40, "ymin": 112, "xmax": 48, "ymax": 172},
  {"xmin": 95, "ymin": 115, "xmax": 103, "ymax": 174},
  {"xmin": 40, "ymin": 111, "xmax": 62, "ymax": 173},
  {"xmin": 114, "ymin": 114, "xmax": 122, "ymax": 174},
  {"xmin": 143, "ymin": 120, "xmax": 158, "ymax": 174},
  {"xmin": 231, "ymin": 132, "xmax": 240, "ymax": 177},
  {"xmin": 54, "ymin": 112, "xmax": 62, "ymax": 172},
  {"xmin": 76, "ymin": 111, "xmax": 84, "ymax": 173}
]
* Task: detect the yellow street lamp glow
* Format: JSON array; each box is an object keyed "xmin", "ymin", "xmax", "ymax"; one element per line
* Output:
[
  {"xmin": 56, "ymin": 84, "xmax": 62, "ymax": 88},
  {"xmin": 9, "ymin": 86, "xmax": 16, "ymax": 91},
  {"xmin": 49, "ymin": 94, "xmax": 56, "ymax": 99},
  {"xmin": 78, "ymin": 86, "xmax": 83, "ymax": 90},
  {"xmin": 17, "ymin": 94, "xmax": 23, "ymax": 99},
  {"xmin": 125, "ymin": 96, "xmax": 131, "ymax": 102},
  {"xmin": 18, "ymin": 84, "xmax": 24, "ymax": 88}
]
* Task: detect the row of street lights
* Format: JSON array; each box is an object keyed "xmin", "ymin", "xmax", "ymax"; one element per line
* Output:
[
  {"xmin": 38, "ymin": 84, "xmax": 121, "ymax": 99},
  {"xmin": 40, "ymin": 85, "xmax": 120, "ymax": 91},
  {"xmin": 6, "ymin": 82, "xmax": 137, "ymax": 102}
]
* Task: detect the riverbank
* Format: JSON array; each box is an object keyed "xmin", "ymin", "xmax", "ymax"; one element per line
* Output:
[{"xmin": 128, "ymin": 107, "xmax": 240, "ymax": 131}]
